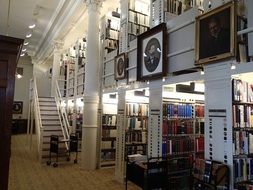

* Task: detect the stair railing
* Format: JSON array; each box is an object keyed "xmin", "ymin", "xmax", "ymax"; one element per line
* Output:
[
  {"xmin": 55, "ymin": 80, "xmax": 70, "ymax": 150},
  {"xmin": 31, "ymin": 77, "xmax": 43, "ymax": 160}
]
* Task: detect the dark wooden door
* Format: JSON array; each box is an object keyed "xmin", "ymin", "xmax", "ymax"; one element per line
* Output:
[{"xmin": 0, "ymin": 35, "xmax": 23, "ymax": 190}]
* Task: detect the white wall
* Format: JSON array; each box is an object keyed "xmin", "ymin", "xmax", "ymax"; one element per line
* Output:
[
  {"xmin": 13, "ymin": 56, "xmax": 33, "ymax": 119},
  {"xmin": 33, "ymin": 63, "xmax": 52, "ymax": 98}
]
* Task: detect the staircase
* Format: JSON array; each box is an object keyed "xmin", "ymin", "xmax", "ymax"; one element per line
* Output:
[
  {"xmin": 28, "ymin": 78, "xmax": 70, "ymax": 164},
  {"xmin": 39, "ymin": 97, "xmax": 67, "ymax": 163}
]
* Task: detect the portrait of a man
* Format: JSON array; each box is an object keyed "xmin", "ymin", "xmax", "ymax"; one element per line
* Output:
[
  {"xmin": 137, "ymin": 22, "xmax": 167, "ymax": 81},
  {"xmin": 144, "ymin": 38, "xmax": 161, "ymax": 72},
  {"xmin": 201, "ymin": 14, "xmax": 230, "ymax": 58},
  {"xmin": 195, "ymin": 1, "xmax": 236, "ymax": 65}
]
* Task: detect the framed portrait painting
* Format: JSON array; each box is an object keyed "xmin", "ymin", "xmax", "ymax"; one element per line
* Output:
[
  {"xmin": 137, "ymin": 23, "xmax": 167, "ymax": 81},
  {"xmin": 114, "ymin": 53, "xmax": 127, "ymax": 80},
  {"xmin": 195, "ymin": 1, "xmax": 236, "ymax": 65},
  {"xmin": 12, "ymin": 101, "xmax": 23, "ymax": 114}
]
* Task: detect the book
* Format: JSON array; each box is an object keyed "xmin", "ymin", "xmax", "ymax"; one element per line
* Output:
[{"xmin": 203, "ymin": 160, "xmax": 212, "ymax": 183}]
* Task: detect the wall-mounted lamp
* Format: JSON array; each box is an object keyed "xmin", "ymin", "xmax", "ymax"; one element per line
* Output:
[
  {"xmin": 15, "ymin": 67, "xmax": 23, "ymax": 79},
  {"xmin": 208, "ymin": 0, "xmax": 212, "ymax": 9},
  {"xmin": 231, "ymin": 64, "xmax": 236, "ymax": 70}
]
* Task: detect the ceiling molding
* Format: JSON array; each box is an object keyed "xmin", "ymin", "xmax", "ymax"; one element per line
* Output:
[
  {"xmin": 35, "ymin": 0, "xmax": 66, "ymax": 53},
  {"xmin": 34, "ymin": 0, "xmax": 84, "ymax": 64}
]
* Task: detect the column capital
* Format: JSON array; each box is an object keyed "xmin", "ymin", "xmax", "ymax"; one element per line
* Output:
[
  {"xmin": 53, "ymin": 40, "xmax": 64, "ymax": 53},
  {"xmin": 85, "ymin": 0, "xmax": 103, "ymax": 13}
]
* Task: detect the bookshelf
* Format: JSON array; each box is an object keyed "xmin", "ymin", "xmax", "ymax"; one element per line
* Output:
[
  {"xmin": 162, "ymin": 84, "xmax": 205, "ymax": 189},
  {"xmin": 100, "ymin": 93, "xmax": 118, "ymax": 167},
  {"xmin": 100, "ymin": 11, "xmax": 120, "ymax": 59},
  {"xmin": 150, "ymin": 0, "xmax": 203, "ymax": 28},
  {"xmin": 119, "ymin": 0, "xmax": 150, "ymax": 53},
  {"xmin": 57, "ymin": 37, "xmax": 86, "ymax": 134},
  {"xmin": 76, "ymin": 98, "xmax": 83, "ymax": 141},
  {"xmin": 232, "ymin": 78, "xmax": 253, "ymax": 189},
  {"xmin": 125, "ymin": 89, "xmax": 149, "ymax": 158}
]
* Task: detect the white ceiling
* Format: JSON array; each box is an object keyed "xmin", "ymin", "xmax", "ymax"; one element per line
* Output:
[
  {"xmin": 0, "ymin": 0, "xmax": 64, "ymax": 56},
  {"xmin": 0, "ymin": 0, "xmax": 119, "ymax": 64}
]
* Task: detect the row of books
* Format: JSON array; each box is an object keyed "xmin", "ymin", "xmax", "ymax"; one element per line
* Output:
[
  {"xmin": 128, "ymin": 0, "xmax": 149, "ymax": 14},
  {"xmin": 163, "ymin": 103, "xmax": 194, "ymax": 118},
  {"xmin": 195, "ymin": 105, "xmax": 205, "ymax": 118},
  {"xmin": 162, "ymin": 137, "xmax": 204, "ymax": 156},
  {"xmin": 101, "ymin": 152, "xmax": 115, "ymax": 161},
  {"xmin": 104, "ymin": 39, "xmax": 118, "ymax": 49},
  {"xmin": 126, "ymin": 103, "xmax": 149, "ymax": 116},
  {"xmin": 77, "ymin": 74, "xmax": 85, "ymax": 85},
  {"xmin": 196, "ymin": 137, "xmax": 204, "ymax": 152},
  {"xmin": 128, "ymin": 22, "xmax": 149, "ymax": 36},
  {"xmin": 195, "ymin": 121, "xmax": 205, "ymax": 134},
  {"xmin": 106, "ymin": 18, "xmax": 120, "ymax": 32},
  {"xmin": 128, "ymin": 10, "xmax": 149, "ymax": 26},
  {"xmin": 102, "ymin": 130, "xmax": 117, "ymax": 138},
  {"xmin": 234, "ymin": 158, "xmax": 253, "ymax": 183},
  {"xmin": 232, "ymin": 79, "xmax": 253, "ymax": 102},
  {"xmin": 101, "ymin": 141, "xmax": 115, "ymax": 149},
  {"xmin": 163, "ymin": 119, "xmax": 194, "ymax": 135},
  {"xmin": 164, "ymin": 138, "xmax": 195, "ymax": 155},
  {"xmin": 125, "ymin": 131, "xmax": 147, "ymax": 143},
  {"xmin": 126, "ymin": 117, "xmax": 148, "ymax": 130},
  {"xmin": 233, "ymin": 104, "xmax": 253, "ymax": 128},
  {"xmin": 233, "ymin": 131, "xmax": 253, "ymax": 155},
  {"xmin": 102, "ymin": 115, "xmax": 117, "ymax": 126},
  {"xmin": 105, "ymin": 29, "xmax": 118, "ymax": 40}
]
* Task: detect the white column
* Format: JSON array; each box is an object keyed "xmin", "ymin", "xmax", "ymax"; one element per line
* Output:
[
  {"xmin": 81, "ymin": 0, "xmax": 102, "ymax": 170},
  {"xmin": 115, "ymin": 89, "xmax": 126, "ymax": 183},
  {"xmin": 148, "ymin": 82, "xmax": 163, "ymax": 158},
  {"xmin": 204, "ymin": 61, "xmax": 233, "ymax": 188},
  {"xmin": 51, "ymin": 40, "xmax": 64, "ymax": 97}
]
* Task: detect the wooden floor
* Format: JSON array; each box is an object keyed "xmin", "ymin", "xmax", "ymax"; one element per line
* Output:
[{"xmin": 8, "ymin": 134, "xmax": 140, "ymax": 190}]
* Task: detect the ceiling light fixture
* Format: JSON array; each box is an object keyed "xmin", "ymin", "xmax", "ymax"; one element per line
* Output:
[
  {"xmin": 29, "ymin": 24, "xmax": 36, "ymax": 29},
  {"xmin": 26, "ymin": 33, "xmax": 32, "ymax": 38},
  {"xmin": 20, "ymin": 53, "xmax": 25, "ymax": 57},
  {"xmin": 24, "ymin": 42, "xmax": 29, "ymax": 46},
  {"xmin": 22, "ymin": 48, "xmax": 27, "ymax": 52}
]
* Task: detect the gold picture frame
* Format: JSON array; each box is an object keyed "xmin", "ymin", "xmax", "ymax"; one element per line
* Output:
[{"xmin": 195, "ymin": 1, "xmax": 237, "ymax": 65}]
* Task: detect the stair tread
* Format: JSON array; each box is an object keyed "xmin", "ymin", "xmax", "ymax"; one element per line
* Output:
[
  {"xmin": 40, "ymin": 113, "xmax": 58, "ymax": 116},
  {"xmin": 43, "ymin": 135, "xmax": 64, "ymax": 138}
]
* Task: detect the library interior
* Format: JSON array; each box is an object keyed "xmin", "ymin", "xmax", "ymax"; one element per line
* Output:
[{"xmin": 0, "ymin": 0, "xmax": 253, "ymax": 189}]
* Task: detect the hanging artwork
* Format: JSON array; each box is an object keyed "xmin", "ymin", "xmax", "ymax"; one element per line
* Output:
[
  {"xmin": 12, "ymin": 101, "xmax": 23, "ymax": 114},
  {"xmin": 195, "ymin": 1, "xmax": 236, "ymax": 65},
  {"xmin": 114, "ymin": 53, "xmax": 127, "ymax": 80},
  {"xmin": 137, "ymin": 23, "xmax": 167, "ymax": 81}
]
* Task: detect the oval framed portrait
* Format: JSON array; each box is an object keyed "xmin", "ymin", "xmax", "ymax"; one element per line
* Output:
[
  {"xmin": 12, "ymin": 101, "xmax": 23, "ymax": 114},
  {"xmin": 144, "ymin": 38, "xmax": 161, "ymax": 72},
  {"xmin": 114, "ymin": 53, "xmax": 127, "ymax": 80},
  {"xmin": 137, "ymin": 23, "xmax": 167, "ymax": 81}
]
